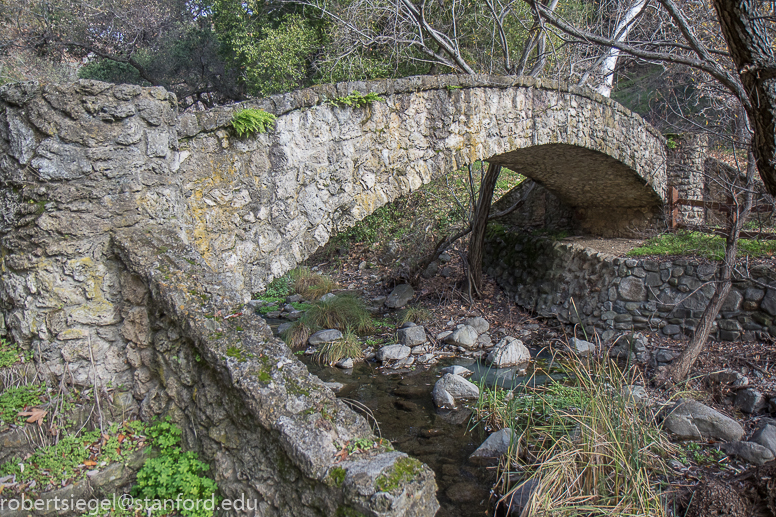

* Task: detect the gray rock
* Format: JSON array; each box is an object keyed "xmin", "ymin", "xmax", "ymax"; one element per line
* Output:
[
  {"xmin": 734, "ymin": 388, "xmax": 767, "ymax": 414},
  {"xmin": 609, "ymin": 332, "xmax": 649, "ymax": 363},
  {"xmin": 722, "ymin": 441, "xmax": 775, "ymax": 465},
  {"xmin": 655, "ymin": 349, "xmax": 678, "ymax": 363},
  {"xmin": 619, "ymin": 277, "xmax": 646, "ymax": 301},
  {"xmin": 487, "ymin": 337, "xmax": 531, "ymax": 368},
  {"xmin": 707, "ymin": 369, "xmax": 743, "ymax": 385},
  {"xmin": 567, "ymin": 337, "xmax": 596, "ymax": 357},
  {"xmin": 476, "ymin": 333, "xmax": 492, "ymax": 347},
  {"xmin": 417, "ymin": 353, "xmax": 436, "ymax": 364},
  {"xmin": 319, "ymin": 293, "xmax": 337, "ymax": 302},
  {"xmin": 444, "ymin": 325, "xmax": 479, "ymax": 349},
  {"xmin": 284, "ymin": 310, "xmax": 305, "ymax": 320},
  {"xmin": 436, "ymin": 330, "xmax": 453, "ymax": 341},
  {"xmin": 433, "ymin": 387, "xmax": 457, "ymax": 409},
  {"xmin": 422, "ymin": 261, "xmax": 439, "ymax": 278},
  {"xmin": 663, "ymin": 399, "xmax": 744, "ymax": 442},
  {"xmin": 399, "ymin": 322, "xmax": 416, "ymax": 328},
  {"xmin": 411, "ymin": 344, "xmax": 432, "ymax": 355},
  {"xmin": 439, "ymin": 253, "xmax": 451, "ymax": 262},
  {"xmin": 336, "ymin": 358, "xmax": 354, "ymax": 369},
  {"xmin": 286, "ymin": 294, "xmax": 304, "ymax": 303},
  {"xmin": 376, "ymin": 344, "xmax": 411, "ymax": 362},
  {"xmin": 662, "ymin": 324, "xmax": 681, "ymax": 336},
  {"xmin": 761, "ymin": 287, "xmax": 776, "ymax": 316},
  {"xmin": 771, "ymin": 397, "xmax": 776, "ymax": 413},
  {"xmin": 440, "ymin": 365, "xmax": 473, "ymax": 377},
  {"xmin": 433, "ymin": 373, "xmax": 479, "ymax": 403},
  {"xmin": 323, "ymin": 381, "xmax": 345, "ymax": 393},
  {"xmin": 623, "ymin": 385, "xmax": 648, "ymax": 407},
  {"xmin": 308, "ymin": 329, "xmax": 343, "ymax": 345},
  {"xmin": 398, "ymin": 325, "xmax": 427, "ymax": 346},
  {"xmin": 464, "ymin": 317, "xmax": 490, "ymax": 334},
  {"xmin": 277, "ymin": 322, "xmax": 293, "ymax": 335},
  {"xmin": 469, "ymin": 428, "xmax": 516, "ymax": 465},
  {"xmin": 385, "ymin": 284, "xmax": 414, "ymax": 308},
  {"xmin": 751, "ymin": 421, "xmax": 776, "ymax": 456}
]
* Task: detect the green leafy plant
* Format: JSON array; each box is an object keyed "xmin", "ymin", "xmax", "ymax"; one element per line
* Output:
[
  {"xmin": 231, "ymin": 108, "xmax": 277, "ymax": 137},
  {"xmin": 132, "ymin": 420, "xmax": 219, "ymax": 517},
  {"xmin": 0, "ymin": 338, "xmax": 29, "ymax": 369},
  {"xmin": 328, "ymin": 91, "xmax": 383, "ymax": 108},
  {"xmin": 0, "ymin": 384, "xmax": 45, "ymax": 425}
]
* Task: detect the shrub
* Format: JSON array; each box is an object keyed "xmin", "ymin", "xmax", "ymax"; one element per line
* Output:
[
  {"xmin": 328, "ymin": 91, "xmax": 383, "ymax": 108},
  {"xmin": 303, "ymin": 295, "xmax": 375, "ymax": 335},
  {"xmin": 397, "ymin": 306, "xmax": 432, "ymax": 325}
]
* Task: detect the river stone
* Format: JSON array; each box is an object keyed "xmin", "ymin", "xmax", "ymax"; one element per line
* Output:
[
  {"xmin": 751, "ymin": 421, "xmax": 776, "ymax": 455},
  {"xmin": 398, "ymin": 325, "xmax": 426, "ymax": 346},
  {"xmin": 663, "ymin": 399, "xmax": 744, "ymax": 442},
  {"xmin": 433, "ymin": 388, "xmax": 457, "ymax": 409},
  {"xmin": 486, "ymin": 337, "xmax": 530, "ymax": 368},
  {"xmin": 436, "ymin": 330, "xmax": 453, "ymax": 341},
  {"xmin": 469, "ymin": 428, "xmax": 516, "ymax": 465},
  {"xmin": 376, "ymin": 344, "xmax": 411, "ymax": 362},
  {"xmin": 308, "ymin": 329, "xmax": 343, "ymax": 345},
  {"xmin": 336, "ymin": 358, "xmax": 354, "ymax": 369},
  {"xmin": 722, "ymin": 441, "xmax": 775, "ymax": 465},
  {"xmin": 433, "ymin": 373, "xmax": 479, "ymax": 405},
  {"xmin": 385, "ymin": 284, "xmax": 414, "ymax": 308},
  {"xmin": 464, "ymin": 317, "xmax": 489, "ymax": 334},
  {"xmin": 707, "ymin": 369, "xmax": 744, "ymax": 385},
  {"xmin": 444, "ymin": 325, "xmax": 479, "ymax": 348},
  {"xmin": 440, "ymin": 365, "xmax": 473, "ymax": 377},
  {"xmin": 323, "ymin": 381, "xmax": 345, "ymax": 393},
  {"xmin": 319, "ymin": 293, "xmax": 337, "ymax": 302},
  {"xmin": 609, "ymin": 332, "xmax": 649, "ymax": 363},
  {"xmin": 734, "ymin": 388, "xmax": 767, "ymax": 414},
  {"xmin": 277, "ymin": 322, "xmax": 293, "ymax": 335},
  {"xmin": 567, "ymin": 337, "xmax": 596, "ymax": 357}
]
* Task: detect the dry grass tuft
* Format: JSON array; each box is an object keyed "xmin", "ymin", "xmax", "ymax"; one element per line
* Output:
[{"xmin": 291, "ymin": 267, "xmax": 338, "ymax": 301}]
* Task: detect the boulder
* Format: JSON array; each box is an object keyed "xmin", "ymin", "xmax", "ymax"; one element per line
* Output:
[
  {"xmin": 750, "ymin": 421, "xmax": 776, "ymax": 456},
  {"xmin": 376, "ymin": 344, "xmax": 411, "ymax": 362},
  {"xmin": 440, "ymin": 365, "xmax": 473, "ymax": 377},
  {"xmin": 662, "ymin": 399, "xmax": 744, "ymax": 442},
  {"xmin": 486, "ymin": 337, "xmax": 531, "ymax": 368},
  {"xmin": 444, "ymin": 325, "xmax": 479, "ymax": 348},
  {"xmin": 385, "ymin": 284, "xmax": 414, "ymax": 308},
  {"xmin": 308, "ymin": 329, "xmax": 343, "ymax": 345},
  {"xmin": 464, "ymin": 317, "xmax": 490, "ymax": 334},
  {"xmin": 567, "ymin": 337, "xmax": 596, "ymax": 357},
  {"xmin": 398, "ymin": 325, "xmax": 427, "ymax": 347},
  {"xmin": 734, "ymin": 388, "xmax": 767, "ymax": 414},
  {"xmin": 469, "ymin": 428, "xmax": 516, "ymax": 465},
  {"xmin": 722, "ymin": 441, "xmax": 775, "ymax": 466},
  {"xmin": 432, "ymin": 374, "xmax": 479, "ymax": 407}
]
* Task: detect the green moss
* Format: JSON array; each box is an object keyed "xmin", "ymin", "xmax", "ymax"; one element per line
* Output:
[
  {"xmin": 226, "ymin": 346, "xmax": 246, "ymax": 362},
  {"xmin": 255, "ymin": 355, "xmax": 272, "ymax": 384},
  {"xmin": 329, "ymin": 466, "xmax": 346, "ymax": 487},
  {"xmin": 335, "ymin": 507, "xmax": 366, "ymax": 517},
  {"xmin": 374, "ymin": 457, "xmax": 422, "ymax": 493}
]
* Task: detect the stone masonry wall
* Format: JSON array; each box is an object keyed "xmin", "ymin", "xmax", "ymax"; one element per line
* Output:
[{"xmin": 484, "ymin": 230, "xmax": 776, "ymax": 342}]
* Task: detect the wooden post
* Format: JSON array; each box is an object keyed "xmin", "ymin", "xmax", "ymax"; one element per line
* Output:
[{"xmin": 669, "ymin": 186, "xmax": 680, "ymax": 229}]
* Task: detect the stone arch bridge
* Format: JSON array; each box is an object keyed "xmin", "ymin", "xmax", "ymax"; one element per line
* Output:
[{"xmin": 0, "ymin": 75, "xmax": 668, "ymax": 516}]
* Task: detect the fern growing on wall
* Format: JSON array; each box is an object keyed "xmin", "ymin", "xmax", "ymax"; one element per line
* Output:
[
  {"xmin": 327, "ymin": 91, "xmax": 383, "ymax": 108},
  {"xmin": 231, "ymin": 108, "xmax": 277, "ymax": 137}
]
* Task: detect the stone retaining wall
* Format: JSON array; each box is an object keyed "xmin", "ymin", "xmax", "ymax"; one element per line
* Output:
[{"xmin": 483, "ymin": 230, "xmax": 776, "ymax": 342}]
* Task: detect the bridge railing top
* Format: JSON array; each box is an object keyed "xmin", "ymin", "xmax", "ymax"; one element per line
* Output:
[{"xmin": 176, "ymin": 74, "xmax": 666, "ymax": 142}]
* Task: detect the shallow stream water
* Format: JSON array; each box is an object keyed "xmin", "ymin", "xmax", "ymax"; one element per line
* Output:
[{"xmin": 303, "ymin": 356, "xmax": 565, "ymax": 517}]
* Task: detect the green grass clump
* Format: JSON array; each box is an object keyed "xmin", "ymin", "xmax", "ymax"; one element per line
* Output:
[
  {"xmin": 0, "ymin": 338, "xmax": 29, "ymax": 369},
  {"xmin": 290, "ymin": 267, "xmax": 338, "ymax": 300},
  {"xmin": 133, "ymin": 420, "xmax": 219, "ymax": 517},
  {"xmin": 628, "ymin": 230, "xmax": 776, "ymax": 260},
  {"xmin": 231, "ymin": 108, "xmax": 276, "ymax": 137},
  {"xmin": 313, "ymin": 330, "xmax": 363, "ymax": 365},
  {"xmin": 397, "ymin": 305, "xmax": 432, "ymax": 325},
  {"xmin": 0, "ymin": 384, "xmax": 45, "ymax": 425},
  {"xmin": 303, "ymin": 295, "xmax": 375, "ymax": 335}
]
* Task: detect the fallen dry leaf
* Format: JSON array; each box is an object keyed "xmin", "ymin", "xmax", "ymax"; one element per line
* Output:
[
  {"xmin": 18, "ymin": 408, "xmax": 47, "ymax": 425},
  {"xmin": 83, "ymin": 460, "xmax": 97, "ymax": 467}
]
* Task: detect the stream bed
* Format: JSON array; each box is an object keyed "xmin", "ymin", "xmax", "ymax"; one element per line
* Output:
[{"xmin": 303, "ymin": 356, "xmax": 565, "ymax": 517}]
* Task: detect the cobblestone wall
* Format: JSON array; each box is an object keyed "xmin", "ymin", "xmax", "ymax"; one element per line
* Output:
[{"xmin": 484, "ymin": 231, "xmax": 776, "ymax": 342}]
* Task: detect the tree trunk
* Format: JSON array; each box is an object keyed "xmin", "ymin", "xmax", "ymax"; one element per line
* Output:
[
  {"xmin": 712, "ymin": 0, "xmax": 776, "ymax": 197},
  {"xmin": 667, "ymin": 154, "xmax": 755, "ymax": 381},
  {"xmin": 468, "ymin": 162, "xmax": 501, "ymax": 293}
]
